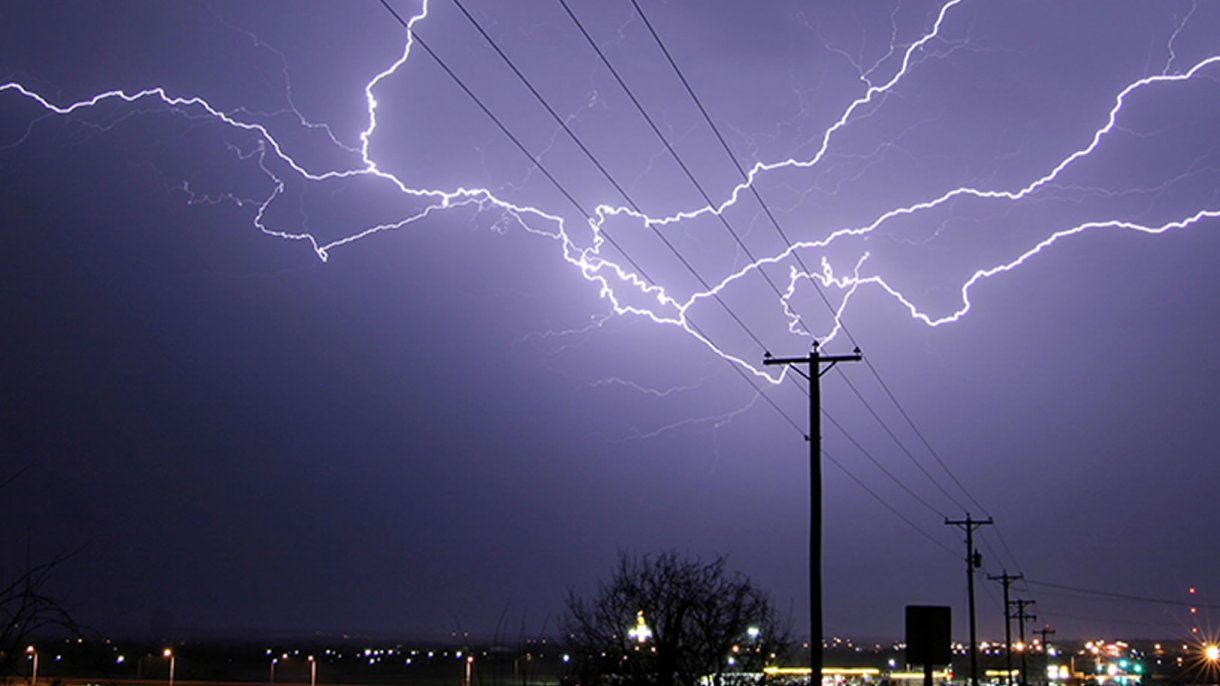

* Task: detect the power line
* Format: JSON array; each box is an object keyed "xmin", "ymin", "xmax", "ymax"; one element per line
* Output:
[
  {"xmin": 824, "ymin": 448, "xmax": 957, "ymax": 559},
  {"xmin": 375, "ymin": 0, "xmax": 805, "ymax": 439},
  {"xmin": 628, "ymin": 0, "xmax": 1002, "ymax": 544},
  {"xmin": 550, "ymin": 0, "xmax": 817, "ymax": 338},
  {"xmin": 821, "ymin": 407, "xmax": 946, "ymax": 518},
  {"xmin": 783, "ymin": 373, "xmax": 953, "ymax": 526},
  {"xmin": 835, "ymin": 371, "xmax": 969, "ymax": 513},
  {"xmin": 434, "ymin": 0, "xmax": 814, "ymax": 434},
  {"xmin": 628, "ymin": 0, "xmax": 1000, "ymax": 547},
  {"xmin": 555, "ymin": 0, "xmax": 987, "ymax": 573},
  {"xmin": 864, "ymin": 366, "xmax": 991, "ymax": 513},
  {"xmin": 1033, "ymin": 610, "xmax": 1178, "ymax": 628},
  {"xmin": 382, "ymin": 1, "xmax": 1008, "ymax": 578},
  {"xmin": 627, "ymin": 0, "xmax": 829, "ymax": 303},
  {"xmin": 1025, "ymin": 580, "xmax": 1220, "ymax": 610},
  {"xmin": 377, "ymin": 0, "xmax": 731, "ymax": 353},
  {"xmin": 448, "ymin": 0, "xmax": 776, "ymax": 352}
]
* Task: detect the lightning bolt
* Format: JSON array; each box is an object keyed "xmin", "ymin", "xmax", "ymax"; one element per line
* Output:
[{"xmin": 2, "ymin": 0, "xmax": 1218, "ymax": 395}]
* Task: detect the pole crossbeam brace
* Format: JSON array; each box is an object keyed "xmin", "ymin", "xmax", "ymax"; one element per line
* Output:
[{"xmin": 762, "ymin": 341, "xmax": 861, "ymax": 685}]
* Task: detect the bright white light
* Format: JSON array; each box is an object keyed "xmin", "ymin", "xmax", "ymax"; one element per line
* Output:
[{"xmin": 628, "ymin": 610, "xmax": 653, "ymax": 644}]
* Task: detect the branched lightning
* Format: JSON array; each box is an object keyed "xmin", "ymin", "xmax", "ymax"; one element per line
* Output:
[{"xmin": 2, "ymin": 0, "xmax": 1219, "ymax": 397}]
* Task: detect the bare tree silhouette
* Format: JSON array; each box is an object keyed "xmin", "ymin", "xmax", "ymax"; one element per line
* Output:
[
  {"xmin": 0, "ymin": 464, "xmax": 79, "ymax": 679},
  {"xmin": 564, "ymin": 551, "xmax": 789, "ymax": 686}
]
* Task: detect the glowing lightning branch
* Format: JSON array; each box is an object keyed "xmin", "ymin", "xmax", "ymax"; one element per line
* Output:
[
  {"xmin": 692, "ymin": 49, "xmax": 1220, "ymax": 334},
  {"xmin": 2, "ymin": 0, "xmax": 1218, "ymax": 391}
]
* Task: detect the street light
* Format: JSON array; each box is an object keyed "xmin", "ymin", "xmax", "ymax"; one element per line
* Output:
[
  {"xmin": 26, "ymin": 646, "xmax": 38, "ymax": 686},
  {"xmin": 270, "ymin": 657, "xmax": 279, "ymax": 684},
  {"xmin": 308, "ymin": 655, "xmax": 316, "ymax": 686},
  {"xmin": 163, "ymin": 648, "xmax": 175, "ymax": 686}
]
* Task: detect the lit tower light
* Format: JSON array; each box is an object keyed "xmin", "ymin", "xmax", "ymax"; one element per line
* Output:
[{"xmin": 628, "ymin": 610, "xmax": 653, "ymax": 644}]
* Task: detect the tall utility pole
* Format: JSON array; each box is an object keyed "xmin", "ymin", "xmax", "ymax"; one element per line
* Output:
[
  {"xmin": 1011, "ymin": 600, "xmax": 1036, "ymax": 686},
  {"xmin": 763, "ymin": 341, "xmax": 862, "ymax": 686},
  {"xmin": 1033, "ymin": 625, "xmax": 1055, "ymax": 686},
  {"xmin": 989, "ymin": 570, "xmax": 1024, "ymax": 686},
  {"xmin": 945, "ymin": 514, "xmax": 993, "ymax": 686}
]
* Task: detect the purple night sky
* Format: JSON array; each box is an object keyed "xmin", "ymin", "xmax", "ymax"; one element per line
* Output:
[{"xmin": 3, "ymin": 0, "xmax": 1219, "ymax": 642}]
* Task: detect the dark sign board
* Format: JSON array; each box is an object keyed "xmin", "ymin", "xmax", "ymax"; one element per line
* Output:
[{"xmin": 906, "ymin": 605, "xmax": 952, "ymax": 666}]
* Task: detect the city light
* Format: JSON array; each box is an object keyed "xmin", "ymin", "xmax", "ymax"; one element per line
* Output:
[
  {"xmin": 163, "ymin": 648, "xmax": 175, "ymax": 686},
  {"xmin": 27, "ymin": 645, "xmax": 38, "ymax": 686}
]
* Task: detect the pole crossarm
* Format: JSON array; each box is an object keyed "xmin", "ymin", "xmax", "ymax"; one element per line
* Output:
[{"xmin": 763, "ymin": 354, "xmax": 863, "ymax": 366}]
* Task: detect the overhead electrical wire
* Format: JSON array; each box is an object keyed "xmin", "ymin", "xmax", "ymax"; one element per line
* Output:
[
  {"xmin": 627, "ymin": 1, "xmax": 986, "ymax": 501},
  {"xmin": 552, "ymin": 0, "xmax": 984, "ymax": 541},
  {"xmin": 549, "ymin": 0, "xmax": 818, "ymax": 337},
  {"xmin": 836, "ymin": 371, "xmax": 970, "ymax": 513},
  {"xmin": 823, "ymin": 448, "xmax": 958, "ymax": 559},
  {"xmin": 447, "ymin": 0, "xmax": 773, "ymax": 353},
  {"xmin": 382, "ymin": 0, "xmax": 1018, "ymax": 580},
  {"xmin": 782, "ymin": 374, "xmax": 960, "ymax": 553},
  {"xmin": 1025, "ymin": 580, "xmax": 1220, "ymax": 610},
  {"xmin": 629, "ymin": 0, "xmax": 1037, "ymax": 579},
  {"xmin": 375, "ymin": 0, "xmax": 807, "ymax": 437}
]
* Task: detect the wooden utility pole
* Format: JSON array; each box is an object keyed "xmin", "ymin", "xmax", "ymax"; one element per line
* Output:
[
  {"xmin": 1011, "ymin": 600, "xmax": 1036, "ymax": 686},
  {"xmin": 763, "ymin": 341, "xmax": 861, "ymax": 685},
  {"xmin": 946, "ymin": 514, "xmax": 993, "ymax": 686},
  {"xmin": 989, "ymin": 570, "xmax": 1024, "ymax": 686},
  {"xmin": 1034, "ymin": 625, "xmax": 1055, "ymax": 686}
]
